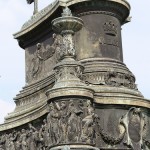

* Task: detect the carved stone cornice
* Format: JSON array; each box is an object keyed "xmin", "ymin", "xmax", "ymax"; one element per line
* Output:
[
  {"xmin": 7, "ymin": 95, "xmax": 47, "ymax": 119},
  {"xmin": 66, "ymin": 0, "xmax": 130, "ymax": 10},
  {"xmin": 94, "ymin": 96, "xmax": 150, "ymax": 109},
  {"xmin": 22, "ymin": 0, "xmax": 57, "ymax": 30},
  {"xmin": 46, "ymin": 87, "xmax": 94, "ymax": 100},
  {"xmin": 77, "ymin": 11, "xmax": 122, "ymax": 22},
  {"xmin": 3, "ymin": 73, "xmax": 55, "ymax": 125},
  {"xmin": 13, "ymin": 0, "xmax": 60, "ymax": 39},
  {"xmin": 0, "ymin": 103, "xmax": 48, "ymax": 131},
  {"xmin": 14, "ymin": 72, "xmax": 55, "ymax": 100},
  {"xmin": 14, "ymin": 0, "xmax": 130, "ymax": 40}
]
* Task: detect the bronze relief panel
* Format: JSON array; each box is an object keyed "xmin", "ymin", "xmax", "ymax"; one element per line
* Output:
[{"xmin": 25, "ymin": 33, "xmax": 59, "ymax": 84}]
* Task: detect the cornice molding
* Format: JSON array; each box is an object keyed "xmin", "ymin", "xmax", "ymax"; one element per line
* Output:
[
  {"xmin": 0, "ymin": 103, "xmax": 48, "ymax": 131},
  {"xmin": 94, "ymin": 95, "xmax": 150, "ymax": 109},
  {"xmin": 76, "ymin": 11, "xmax": 122, "ymax": 22},
  {"xmin": 13, "ymin": 0, "xmax": 130, "ymax": 39}
]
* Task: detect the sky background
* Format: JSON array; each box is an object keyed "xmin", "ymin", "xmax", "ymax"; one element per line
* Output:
[{"xmin": 0, "ymin": 0, "xmax": 149, "ymax": 123}]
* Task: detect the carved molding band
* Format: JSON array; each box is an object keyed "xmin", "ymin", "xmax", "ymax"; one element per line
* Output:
[
  {"xmin": 22, "ymin": 1, "xmax": 57, "ymax": 30},
  {"xmin": 76, "ymin": 11, "xmax": 122, "ymax": 22},
  {"xmin": 31, "ymin": 42, "xmax": 55, "ymax": 78},
  {"xmin": 83, "ymin": 71, "xmax": 137, "ymax": 89}
]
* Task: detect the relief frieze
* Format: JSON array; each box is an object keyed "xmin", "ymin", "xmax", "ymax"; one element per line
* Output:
[
  {"xmin": 0, "ymin": 99, "xmax": 98, "ymax": 149},
  {"xmin": 31, "ymin": 41, "xmax": 55, "ymax": 78},
  {"xmin": 0, "ymin": 104, "xmax": 150, "ymax": 150},
  {"xmin": 27, "ymin": 34, "xmax": 62, "ymax": 82},
  {"xmin": 83, "ymin": 71, "xmax": 137, "ymax": 90}
]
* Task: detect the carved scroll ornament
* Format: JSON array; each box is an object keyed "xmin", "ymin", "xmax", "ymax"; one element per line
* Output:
[{"xmin": 120, "ymin": 107, "xmax": 146, "ymax": 149}]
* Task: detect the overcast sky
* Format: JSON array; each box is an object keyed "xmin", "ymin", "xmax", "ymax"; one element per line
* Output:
[{"xmin": 0, "ymin": 0, "xmax": 149, "ymax": 124}]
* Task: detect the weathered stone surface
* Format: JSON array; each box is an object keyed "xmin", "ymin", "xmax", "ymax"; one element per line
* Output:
[{"xmin": 0, "ymin": 0, "xmax": 150, "ymax": 150}]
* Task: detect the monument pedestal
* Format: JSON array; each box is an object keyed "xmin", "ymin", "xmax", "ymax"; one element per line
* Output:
[{"xmin": 0, "ymin": 0, "xmax": 150, "ymax": 150}]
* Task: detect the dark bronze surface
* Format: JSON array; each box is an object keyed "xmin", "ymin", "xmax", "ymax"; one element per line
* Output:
[{"xmin": 0, "ymin": 0, "xmax": 150, "ymax": 150}]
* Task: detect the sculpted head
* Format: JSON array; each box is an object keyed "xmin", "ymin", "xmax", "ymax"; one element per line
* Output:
[
  {"xmin": 49, "ymin": 103, "xmax": 54, "ymax": 111},
  {"xmin": 21, "ymin": 129, "xmax": 26, "ymax": 133},
  {"xmin": 37, "ymin": 43, "xmax": 42, "ymax": 49}
]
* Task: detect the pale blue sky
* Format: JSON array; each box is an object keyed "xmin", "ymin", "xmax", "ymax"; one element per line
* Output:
[{"xmin": 0, "ymin": 0, "xmax": 149, "ymax": 123}]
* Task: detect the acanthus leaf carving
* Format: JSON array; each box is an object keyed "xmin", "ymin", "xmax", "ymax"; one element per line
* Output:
[{"xmin": 80, "ymin": 100, "xmax": 97, "ymax": 144}]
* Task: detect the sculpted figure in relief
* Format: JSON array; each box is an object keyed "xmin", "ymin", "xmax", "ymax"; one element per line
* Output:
[
  {"xmin": 120, "ymin": 107, "xmax": 146, "ymax": 149},
  {"xmin": 32, "ymin": 43, "xmax": 44, "ymax": 78},
  {"xmin": 30, "ymin": 33, "xmax": 60, "ymax": 80},
  {"xmin": 81, "ymin": 100, "xmax": 96, "ymax": 144},
  {"xmin": 47, "ymin": 102, "xmax": 61, "ymax": 145},
  {"xmin": 28, "ymin": 123, "xmax": 39, "ymax": 150},
  {"xmin": 59, "ymin": 101, "xmax": 67, "ymax": 143},
  {"xmin": 20, "ymin": 129, "xmax": 28, "ymax": 150},
  {"xmin": 39, "ymin": 119, "xmax": 50, "ymax": 149},
  {"xmin": 9, "ymin": 131, "xmax": 18, "ymax": 150},
  {"xmin": 66, "ymin": 100, "xmax": 83, "ymax": 142},
  {"xmin": 15, "ymin": 131, "xmax": 21, "ymax": 150}
]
